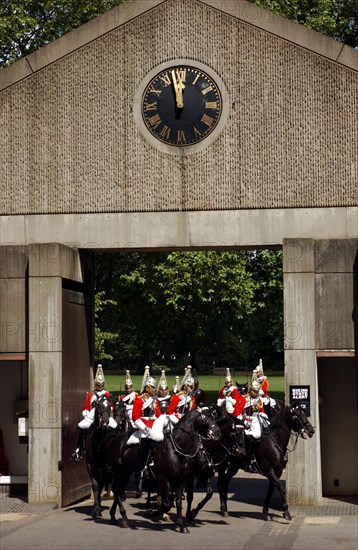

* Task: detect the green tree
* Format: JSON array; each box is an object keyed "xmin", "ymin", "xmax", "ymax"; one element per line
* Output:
[
  {"xmin": 249, "ymin": 0, "xmax": 358, "ymax": 47},
  {"xmin": 0, "ymin": 0, "xmax": 124, "ymax": 66},
  {"xmin": 94, "ymin": 250, "xmax": 283, "ymax": 373}
]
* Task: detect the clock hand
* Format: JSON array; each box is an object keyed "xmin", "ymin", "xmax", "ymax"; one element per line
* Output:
[{"xmin": 171, "ymin": 70, "xmax": 184, "ymax": 109}]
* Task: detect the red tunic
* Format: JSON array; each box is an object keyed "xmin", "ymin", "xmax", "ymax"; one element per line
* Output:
[
  {"xmin": 167, "ymin": 392, "xmax": 197, "ymax": 418},
  {"xmin": 131, "ymin": 394, "xmax": 161, "ymax": 428},
  {"xmin": 82, "ymin": 390, "xmax": 112, "ymax": 411}
]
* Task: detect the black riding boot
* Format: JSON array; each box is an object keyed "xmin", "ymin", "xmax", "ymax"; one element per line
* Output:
[
  {"xmin": 140, "ymin": 438, "xmax": 153, "ymax": 480},
  {"xmin": 244, "ymin": 435, "xmax": 255, "ymax": 473},
  {"xmin": 70, "ymin": 427, "xmax": 85, "ymax": 462}
]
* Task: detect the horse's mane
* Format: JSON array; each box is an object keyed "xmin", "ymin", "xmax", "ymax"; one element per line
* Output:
[{"xmin": 268, "ymin": 401, "xmax": 288, "ymax": 430}]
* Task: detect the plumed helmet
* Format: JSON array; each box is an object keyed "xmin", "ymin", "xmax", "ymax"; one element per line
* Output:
[
  {"xmin": 181, "ymin": 365, "xmax": 195, "ymax": 388},
  {"xmin": 256, "ymin": 359, "xmax": 264, "ymax": 375},
  {"xmin": 225, "ymin": 368, "xmax": 232, "ymax": 385},
  {"xmin": 94, "ymin": 364, "xmax": 106, "ymax": 390},
  {"xmin": 125, "ymin": 370, "xmax": 133, "ymax": 389},
  {"xmin": 250, "ymin": 381, "xmax": 261, "ymax": 393},
  {"xmin": 172, "ymin": 376, "xmax": 180, "ymax": 395},
  {"xmin": 141, "ymin": 365, "xmax": 151, "ymax": 392},
  {"xmin": 159, "ymin": 369, "xmax": 168, "ymax": 390},
  {"xmin": 145, "ymin": 376, "xmax": 156, "ymax": 390}
]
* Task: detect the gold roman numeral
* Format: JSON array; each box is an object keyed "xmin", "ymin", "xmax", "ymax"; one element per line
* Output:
[
  {"xmin": 192, "ymin": 73, "xmax": 200, "ymax": 85},
  {"xmin": 201, "ymin": 114, "xmax": 214, "ymax": 126},
  {"xmin": 148, "ymin": 114, "xmax": 161, "ymax": 129},
  {"xmin": 193, "ymin": 127, "xmax": 202, "ymax": 139},
  {"xmin": 159, "ymin": 73, "xmax": 171, "ymax": 85},
  {"xmin": 148, "ymin": 87, "xmax": 161, "ymax": 96},
  {"xmin": 202, "ymin": 85, "xmax": 213, "ymax": 95},
  {"xmin": 143, "ymin": 101, "xmax": 157, "ymax": 112},
  {"xmin": 177, "ymin": 130, "xmax": 186, "ymax": 144},
  {"xmin": 159, "ymin": 125, "xmax": 171, "ymax": 140},
  {"xmin": 205, "ymin": 101, "xmax": 217, "ymax": 109}
]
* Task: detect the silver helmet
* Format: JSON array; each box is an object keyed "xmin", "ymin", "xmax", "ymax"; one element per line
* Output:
[
  {"xmin": 125, "ymin": 369, "xmax": 133, "ymax": 389},
  {"xmin": 94, "ymin": 364, "xmax": 106, "ymax": 390},
  {"xmin": 158, "ymin": 369, "xmax": 168, "ymax": 391}
]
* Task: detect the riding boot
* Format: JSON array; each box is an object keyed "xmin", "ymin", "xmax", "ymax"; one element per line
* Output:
[
  {"xmin": 71, "ymin": 427, "xmax": 85, "ymax": 462},
  {"xmin": 244, "ymin": 435, "xmax": 255, "ymax": 473},
  {"xmin": 140, "ymin": 438, "xmax": 152, "ymax": 480}
]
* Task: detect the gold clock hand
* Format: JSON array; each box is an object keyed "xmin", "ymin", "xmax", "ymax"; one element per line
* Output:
[{"xmin": 171, "ymin": 70, "xmax": 184, "ymax": 109}]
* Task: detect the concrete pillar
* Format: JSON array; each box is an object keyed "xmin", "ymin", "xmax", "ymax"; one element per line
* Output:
[
  {"xmin": 283, "ymin": 239, "xmax": 322, "ymax": 505},
  {"xmin": 27, "ymin": 244, "xmax": 84, "ymax": 506}
]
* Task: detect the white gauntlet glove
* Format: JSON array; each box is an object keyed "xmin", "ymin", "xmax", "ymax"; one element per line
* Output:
[
  {"xmin": 217, "ymin": 398, "xmax": 224, "ymax": 407},
  {"xmin": 134, "ymin": 419, "xmax": 147, "ymax": 431},
  {"xmin": 82, "ymin": 410, "xmax": 89, "ymax": 418}
]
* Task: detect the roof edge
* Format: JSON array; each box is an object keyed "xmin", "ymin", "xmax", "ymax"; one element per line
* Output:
[
  {"xmin": 200, "ymin": 0, "xmax": 357, "ymax": 71},
  {"xmin": 0, "ymin": 0, "xmax": 166, "ymax": 91},
  {"xmin": 0, "ymin": 0, "xmax": 357, "ymax": 92}
]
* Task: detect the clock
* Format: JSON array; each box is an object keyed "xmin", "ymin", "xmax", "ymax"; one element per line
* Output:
[{"xmin": 141, "ymin": 65, "xmax": 223, "ymax": 147}]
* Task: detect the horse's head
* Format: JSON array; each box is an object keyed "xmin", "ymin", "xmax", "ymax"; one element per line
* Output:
[
  {"xmin": 288, "ymin": 404, "xmax": 315, "ymax": 439},
  {"xmin": 194, "ymin": 406, "xmax": 221, "ymax": 442},
  {"xmin": 94, "ymin": 395, "xmax": 113, "ymax": 429},
  {"xmin": 216, "ymin": 415, "xmax": 246, "ymax": 458},
  {"xmin": 113, "ymin": 400, "xmax": 127, "ymax": 432},
  {"xmin": 236, "ymin": 382, "xmax": 248, "ymax": 396}
]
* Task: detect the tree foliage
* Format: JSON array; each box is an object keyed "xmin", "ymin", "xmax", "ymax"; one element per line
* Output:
[
  {"xmin": 250, "ymin": 0, "xmax": 358, "ymax": 47},
  {"xmin": 0, "ymin": 0, "xmax": 356, "ymax": 68},
  {"xmin": 0, "ymin": 0, "xmax": 124, "ymax": 66},
  {"xmin": 95, "ymin": 251, "xmax": 283, "ymax": 372}
]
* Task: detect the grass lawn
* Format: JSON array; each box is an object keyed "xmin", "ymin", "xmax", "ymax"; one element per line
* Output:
[{"xmin": 106, "ymin": 372, "xmax": 285, "ymax": 404}]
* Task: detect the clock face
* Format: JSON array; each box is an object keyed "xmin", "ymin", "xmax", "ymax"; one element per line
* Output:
[{"xmin": 141, "ymin": 66, "xmax": 222, "ymax": 147}]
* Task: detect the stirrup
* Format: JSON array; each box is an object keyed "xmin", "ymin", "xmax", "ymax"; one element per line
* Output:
[{"xmin": 140, "ymin": 466, "xmax": 149, "ymax": 480}]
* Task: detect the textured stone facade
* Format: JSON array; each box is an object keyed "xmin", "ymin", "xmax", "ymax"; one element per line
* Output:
[{"xmin": 1, "ymin": 0, "xmax": 357, "ymax": 216}]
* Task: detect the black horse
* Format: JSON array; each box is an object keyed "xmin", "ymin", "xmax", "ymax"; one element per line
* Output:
[
  {"xmin": 217, "ymin": 403, "xmax": 315, "ymax": 521},
  {"xmin": 84, "ymin": 395, "xmax": 115, "ymax": 519},
  {"xmin": 185, "ymin": 410, "xmax": 246, "ymax": 524},
  {"xmin": 106, "ymin": 407, "xmax": 220, "ymax": 533}
]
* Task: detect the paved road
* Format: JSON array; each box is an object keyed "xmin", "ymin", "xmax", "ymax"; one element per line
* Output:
[{"xmin": 1, "ymin": 473, "xmax": 357, "ymax": 550}]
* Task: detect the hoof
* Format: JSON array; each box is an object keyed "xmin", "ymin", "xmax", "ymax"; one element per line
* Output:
[
  {"xmin": 283, "ymin": 510, "xmax": 292, "ymax": 521},
  {"xmin": 135, "ymin": 491, "xmax": 142, "ymax": 498},
  {"xmin": 179, "ymin": 526, "xmax": 189, "ymax": 534},
  {"xmin": 121, "ymin": 519, "xmax": 129, "ymax": 528},
  {"xmin": 264, "ymin": 514, "xmax": 273, "ymax": 521},
  {"xmin": 110, "ymin": 518, "xmax": 118, "ymax": 526},
  {"xmin": 220, "ymin": 510, "xmax": 229, "ymax": 517}
]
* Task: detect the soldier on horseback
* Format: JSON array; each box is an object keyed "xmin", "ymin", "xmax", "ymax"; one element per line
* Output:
[
  {"xmin": 252, "ymin": 359, "xmax": 276, "ymax": 417},
  {"xmin": 217, "ymin": 368, "xmax": 242, "ymax": 417},
  {"xmin": 167, "ymin": 366, "xmax": 197, "ymax": 423},
  {"xmin": 126, "ymin": 366, "xmax": 162, "ymax": 480},
  {"xmin": 157, "ymin": 369, "xmax": 171, "ymax": 413},
  {"xmin": 118, "ymin": 369, "xmax": 137, "ymax": 429},
  {"xmin": 243, "ymin": 380, "xmax": 270, "ymax": 472},
  {"xmin": 70, "ymin": 364, "xmax": 117, "ymax": 462}
]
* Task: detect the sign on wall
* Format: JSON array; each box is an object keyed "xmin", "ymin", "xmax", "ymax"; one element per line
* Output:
[{"xmin": 289, "ymin": 385, "xmax": 311, "ymax": 416}]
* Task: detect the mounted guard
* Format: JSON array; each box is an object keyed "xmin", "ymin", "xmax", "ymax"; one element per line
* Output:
[
  {"xmin": 118, "ymin": 369, "xmax": 137, "ymax": 429},
  {"xmin": 70, "ymin": 364, "xmax": 117, "ymax": 462},
  {"xmin": 157, "ymin": 369, "xmax": 171, "ymax": 413},
  {"xmin": 167, "ymin": 365, "xmax": 197, "ymax": 423}
]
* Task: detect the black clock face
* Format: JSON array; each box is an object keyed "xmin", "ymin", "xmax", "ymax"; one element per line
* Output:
[{"xmin": 141, "ymin": 66, "xmax": 222, "ymax": 147}]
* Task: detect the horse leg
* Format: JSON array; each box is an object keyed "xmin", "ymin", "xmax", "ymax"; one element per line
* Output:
[
  {"xmin": 90, "ymin": 471, "xmax": 103, "ymax": 519},
  {"xmin": 188, "ymin": 477, "xmax": 213, "ymax": 521},
  {"xmin": 174, "ymin": 484, "xmax": 189, "ymax": 534},
  {"xmin": 110, "ymin": 475, "xmax": 130, "ymax": 527},
  {"xmin": 135, "ymin": 472, "xmax": 142, "ymax": 498},
  {"xmin": 185, "ymin": 475, "xmax": 194, "ymax": 524},
  {"xmin": 217, "ymin": 462, "xmax": 239, "ymax": 517},
  {"xmin": 263, "ymin": 470, "xmax": 291, "ymax": 521}
]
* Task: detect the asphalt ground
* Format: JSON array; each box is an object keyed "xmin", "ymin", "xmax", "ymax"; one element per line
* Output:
[{"xmin": 1, "ymin": 472, "xmax": 357, "ymax": 550}]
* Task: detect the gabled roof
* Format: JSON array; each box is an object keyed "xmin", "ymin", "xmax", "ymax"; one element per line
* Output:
[{"xmin": 1, "ymin": 0, "xmax": 357, "ymax": 91}]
